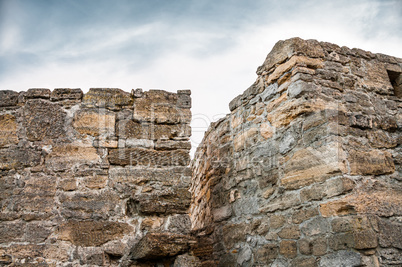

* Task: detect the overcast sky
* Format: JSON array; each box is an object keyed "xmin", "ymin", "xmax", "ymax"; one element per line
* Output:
[{"xmin": 1, "ymin": 0, "xmax": 401, "ymax": 155}]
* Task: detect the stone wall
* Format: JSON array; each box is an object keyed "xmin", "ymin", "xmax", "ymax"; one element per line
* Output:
[
  {"xmin": 190, "ymin": 38, "xmax": 402, "ymax": 266},
  {"xmin": 0, "ymin": 88, "xmax": 195, "ymax": 266}
]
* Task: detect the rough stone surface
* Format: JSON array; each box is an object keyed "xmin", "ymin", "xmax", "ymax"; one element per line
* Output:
[{"xmin": 190, "ymin": 38, "xmax": 401, "ymax": 266}]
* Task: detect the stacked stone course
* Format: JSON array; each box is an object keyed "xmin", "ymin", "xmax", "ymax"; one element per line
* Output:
[
  {"xmin": 0, "ymin": 87, "xmax": 195, "ymax": 266},
  {"xmin": 190, "ymin": 38, "xmax": 402, "ymax": 266}
]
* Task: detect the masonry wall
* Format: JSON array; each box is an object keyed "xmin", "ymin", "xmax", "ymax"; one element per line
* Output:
[
  {"xmin": 0, "ymin": 87, "xmax": 195, "ymax": 266},
  {"xmin": 190, "ymin": 38, "xmax": 402, "ymax": 266}
]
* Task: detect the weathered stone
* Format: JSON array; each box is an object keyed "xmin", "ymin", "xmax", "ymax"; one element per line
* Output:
[
  {"xmin": 256, "ymin": 243, "xmax": 278, "ymax": 262},
  {"xmin": 212, "ymin": 205, "xmax": 232, "ymax": 222},
  {"xmin": 318, "ymin": 250, "xmax": 361, "ymax": 267},
  {"xmin": 45, "ymin": 144, "xmax": 100, "ymax": 171},
  {"xmin": 278, "ymin": 225, "xmax": 301, "ymax": 239},
  {"xmin": 270, "ymin": 215, "xmax": 286, "ymax": 229},
  {"xmin": 329, "ymin": 233, "xmax": 355, "ymax": 250},
  {"xmin": 320, "ymin": 188, "xmax": 402, "ymax": 217},
  {"xmin": 258, "ymin": 37, "xmax": 325, "ymax": 74},
  {"xmin": 0, "ymin": 114, "xmax": 18, "ymax": 147},
  {"xmin": 174, "ymin": 253, "xmax": 201, "ymax": 267},
  {"xmin": 108, "ymin": 148, "xmax": 190, "ymax": 167},
  {"xmin": 134, "ymin": 90, "xmax": 191, "ymax": 123},
  {"xmin": 222, "ymin": 223, "xmax": 250, "ymax": 248},
  {"xmin": 51, "ymin": 88, "xmax": 83, "ymax": 101},
  {"xmin": 59, "ymin": 191, "xmax": 120, "ymax": 219},
  {"xmin": 25, "ymin": 222, "xmax": 52, "ymax": 243},
  {"xmin": 378, "ymin": 219, "xmax": 402, "ymax": 249},
  {"xmin": 281, "ymin": 142, "xmax": 346, "ymax": 190},
  {"xmin": 0, "ymin": 90, "xmax": 19, "ymax": 107},
  {"xmin": 261, "ymin": 191, "xmax": 300, "ymax": 212},
  {"xmin": 368, "ymin": 130, "xmax": 397, "ymax": 148},
  {"xmin": 349, "ymin": 149, "xmax": 395, "ymax": 175},
  {"xmin": 83, "ymin": 88, "xmax": 133, "ymax": 110},
  {"xmin": 128, "ymin": 189, "xmax": 191, "ymax": 215},
  {"xmin": 166, "ymin": 214, "xmax": 191, "ymax": 234},
  {"xmin": 73, "ymin": 108, "xmax": 115, "ymax": 136},
  {"xmin": 0, "ymin": 147, "xmax": 41, "ymax": 170},
  {"xmin": 155, "ymin": 140, "xmax": 191, "ymax": 150},
  {"xmin": 129, "ymin": 233, "xmax": 192, "ymax": 260},
  {"xmin": 301, "ymin": 217, "xmax": 329, "ymax": 236},
  {"xmin": 58, "ymin": 220, "xmax": 132, "ymax": 246},
  {"xmin": 279, "ymin": 240, "xmax": 297, "ymax": 258},
  {"xmin": 0, "ymin": 222, "xmax": 25, "ymax": 243},
  {"xmin": 379, "ymin": 248, "xmax": 402, "ymax": 265},
  {"xmin": 292, "ymin": 207, "xmax": 319, "ymax": 224},
  {"xmin": 25, "ymin": 88, "xmax": 51, "ymax": 99},
  {"xmin": 103, "ymin": 240, "xmax": 126, "ymax": 256},
  {"xmin": 22, "ymin": 99, "xmax": 67, "ymax": 141}
]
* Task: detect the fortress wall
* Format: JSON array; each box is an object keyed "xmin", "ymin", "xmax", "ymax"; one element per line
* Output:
[
  {"xmin": 190, "ymin": 38, "xmax": 402, "ymax": 266},
  {"xmin": 0, "ymin": 88, "xmax": 194, "ymax": 266}
]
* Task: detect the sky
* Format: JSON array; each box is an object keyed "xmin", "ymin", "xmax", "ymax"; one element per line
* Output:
[{"xmin": 0, "ymin": 0, "xmax": 401, "ymax": 156}]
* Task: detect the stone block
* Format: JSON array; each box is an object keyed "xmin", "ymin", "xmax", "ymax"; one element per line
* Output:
[
  {"xmin": 174, "ymin": 253, "xmax": 201, "ymax": 267},
  {"xmin": 127, "ymin": 188, "xmax": 191, "ymax": 215},
  {"xmin": 0, "ymin": 222, "xmax": 25, "ymax": 243},
  {"xmin": 128, "ymin": 233, "xmax": 192, "ymax": 260},
  {"xmin": 82, "ymin": 88, "xmax": 133, "ymax": 110},
  {"xmin": 260, "ymin": 191, "xmax": 300, "ymax": 212},
  {"xmin": 270, "ymin": 215, "xmax": 286, "ymax": 229},
  {"xmin": 233, "ymin": 127, "xmax": 259, "ymax": 152},
  {"xmin": 58, "ymin": 220, "xmax": 132, "ymax": 246},
  {"xmin": 155, "ymin": 140, "xmax": 191, "ymax": 150},
  {"xmin": 379, "ymin": 219, "xmax": 402, "ymax": 249},
  {"xmin": 22, "ymin": 99, "xmax": 67, "ymax": 141},
  {"xmin": 165, "ymin": 214, "xmax": 191, "ymax": 234},
  {"xmin": 73, "ymin": 108, "xmax": 115, "ymax": 136},
  {"xmin": 292, "ymin": 207, "xmax": 319, "ymax": 224},
  {"xmin": 25, "ymin": 222, "xmax": 52, "ymax": 243},
  {"xmin": 279, "ymin": 240, "xmax": 297, "ymax": 258},
  {"xmin": 45, "ymin": 144, "xmax": 100, "ymax": 171},
  {"xmin": 291, "ymin": 257, "xmax": 317, "ymax": 267},
  {"xmin": 278, "ymin": 225, "xmax": 301, "ymax": 239},
  {"xmin": 379, "ymin": 248, "xmax": 402, "ymax": 265},
  {"xmin": 222, "ymin": 223, "xmax": 250, "ymax": 248},
  {"xmin": 301, "ymin": 217, "xmax": 329, "ymax": 237},
  {"xmin": 0, "ymin": 90, "xmax": 19, "ymax": 107},
  {"xmin": 349, "ymin": 149, "xmax": 395, "ymax": 175},
  {"xmin": 318, "ymin": 250, "xmax": 361, "ymax": 267},
  {"xmin": 117, "ymin": 119, "xmax": 191, "ymax": 140},
  {"xmin": 256, "ymin": 243, "xmax": 278, "ymax": 262},
  {"xmin": 51, "ymin": 88, "xmax": 83, "ymax": 101},
  {"xmin": 25, "ymin": 88, "xmax": 51, "ymax": 99},
  {"xmin": 59, "ymin": 191, "xmax": 120, "ymax": 219},
  {"xmin": 10, "ymin": 173, "xmax": 57, "ymax": 213},
  {"xmin": 134, "ymin": 90, "xmax": 191, "ymax": 123},
  {"xmin": 0, "ymin": 114, "xmax": 18, "ymax": 147},
  {"xmin": 0, "ymin": 147, "xmax": 41, "ymax": 170},
  {"xmin": 212, "ymin": 205, "xmax": 232, "ymax": 222},
  {"xmin": 329, "ymin": 233, "xmax": 354, "ymax": 250},
  {"xmin": 108, "ymin": 148, "xmax": 190, "ymax": 167},
  {"xmin": 281, "ymin": 142, "xmax": 346, "ymax": 190}
]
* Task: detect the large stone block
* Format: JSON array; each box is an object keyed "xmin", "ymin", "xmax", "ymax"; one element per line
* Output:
[
  {"xmin": 0, "ymin": 147, "xmax": 41, "ymax": 170},
  {"xmin": 0, "ymin": 222, "xmax": 25, "ymax": 243},
  {"xmin": 318, "ymin": 250, "xmax": 361, "ymax": 267},
  {"xmin": 348, "ymin": 149, "xmax": 395, "ymax": 175},
  {"xmin": 320, "ymin": 188, "xmax": 402, "ymax": 217},
  {"xmin": 22, "ymin": 99, "xmax": 67, "ymax": 141},
  {"xmin": 25, "ymin": 88, "xmax": 51, "ymax": 99},
  {"xmin": 133, "ymin": 90, "xmax": 191, "ymax": 124},
  {"xmin": 51, "ymin": 88, "xmax": 83, "ymax": 101},
  {"xmin": 128, "ymin": 232, "xmax": 192, "ymax": 260},
  {"xmin": 0, "ymin": 90, "xmax": 19, "ymax": 107},
  {"xmin": 59, "ymin": 191, "xmax": 120, "ymax": 219},
  {"xmin": 379, "ymin": 219, "xmax": 402, "ymax": 249},
  {"xmin": 73, "ymin": 108, "xmax": 115, "ymax": 136},
  {"xmin": 281, "ymin": 142, "xmax": 347, "ymax": 190},
  {"xmin": 82, "ymin": 88, "xmax": 133, "ymax": 110},
  {"xmin": 58, "ymin": 220, "xmax": 132, "ymax": 246},
  {"xmin": 108, "ymin": 148, "xmax": 190, "ymax": 167},
  {"xmin": 45, "ymin": 144, "xmax": 100, "ymax": 171},
  {"xmin": 117, "ymin": 120, "xmax": 191, "ymax": 140},
  {"xmin": 0, "ymin": 114, "xmax": 18, "ymax": 147},
  {"xmin": 127, "ymin": 188, "xmax": 191, "ymax": 215},
  {"xmin": 9, "ymin": 173, "xmax": 57, "ymax": 213}
]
